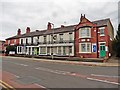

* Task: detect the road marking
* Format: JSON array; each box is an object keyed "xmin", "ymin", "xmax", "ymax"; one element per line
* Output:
[
  {"xmin": 19, "ymin": 64, "xmax": 28, "ymax": 66},
  {"xmin": 91, "ymin": 74, "xmax": 119, "ymax": 78},
  {"xmin": 14, "ymin": 75, "xmax": 20, "ymax": 78},
  {"xmin": 35, "ymin": 67, "xmax": 70, "ymax": 75},
  {"xmin": 87, "ymin": 77, "xmax": 120, "ymax": 85},
  {"xmin": 35, "ymin": 66, "xmax": 119, "ymax": 85},
  {"xmin": 34, "ymin": 83, "xmax": 46, "ymax": 88},
  {"xmin": 0, "ymin": 80, "xmax": 16, "ymax": 90},
  {"xmin": 0, "ymin": 83, "xmax": 9, "ymax": 90}
]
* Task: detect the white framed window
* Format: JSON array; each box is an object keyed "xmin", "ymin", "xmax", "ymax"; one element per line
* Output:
[
  {"xmin": 69, "ymin": 33, "xmax": 72, "ymax": 41},
  {"xmin": 79, "ymin": 43, "xmax": 91, "ymax": 53},
  {"xmin": 40, "ymin": 47, "xmax": 46, "ymax": 54},
  {"xmin": 99, "ymin": 27, "xmax": 105, "ymax": 36},
  {"xmin": 59, "ymin": 34, "xmax": 63, "ymax": 42},
  {"xmin": 79, "ymin": 27, "xmax": 91, "ymax": 38}
]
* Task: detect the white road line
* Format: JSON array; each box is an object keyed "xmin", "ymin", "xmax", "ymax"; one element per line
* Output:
[
  {"xmin": 34, "ymin": 83, "xmax": 46, "ymax": 88},
  {"xmin": 91, "ymin": 74, "xmax": 119, "ymax": 78},
  {"xmin": 14, "ymin": 75, "xmax": 20, "ymax": 78},
  {"xmin": 35, "ymin": 67, "xmax": 70, "ymax": 75},
  {"xmin": 19, "ymin": 64, "xmax": 28, "ymax": 66},
  {"xmin": 87, "ymin": 77, "xmax": 120, "ymax": 85}
]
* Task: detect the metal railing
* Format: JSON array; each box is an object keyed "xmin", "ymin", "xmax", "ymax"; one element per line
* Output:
[{"xmin": 17, "ymin": 40, "xmax": 74, "ymax": 46}]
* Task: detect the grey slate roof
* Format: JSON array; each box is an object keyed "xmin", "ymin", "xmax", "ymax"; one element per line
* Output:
[
  {"xmin": 92, "ymin": 18, "xmax": 110, "ymax": 27},
  {"xmin": 6, "ymin": 18, "xmax": 110, "ymax": 40}
]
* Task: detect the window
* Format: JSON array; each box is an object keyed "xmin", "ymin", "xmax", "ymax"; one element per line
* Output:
[
  {"xmin": 43, "ymin": 36, "xmax": 47, "ymax": 43},
  {"xmin": 79, "ymin": 43, "xmax": 91, "ymax": 53},
  {"xmin": 26, "ymin": 38, "xmax": 28, "ymax": 44},
  {"xmin": 21, "ymin": 39, "xmax": 23, "ymax": 44},
  {"xmin": 69, "ymin": 33, "xmax": 72, "ymax": 41},
  {"xmin": 19, "ymin": 46, "xmax": 22, "ymax": 52},
  {"xmin": 14, "ymin": 39, "xmax": 16, "ymax": 44},
  {"xmin": 53, "ymin": 47, "xmax": 57, "ymax": 54},
  {"xmin": 69, "ymin": 46, "xmax": 72, "ymax": 54},
  {"xmin": 79, "ymin": 28, "xmax": 90, "ymax": 38},
  {"xmin": 59, "ymin": 34, "xmax": 63, "ymax": 42},
  {"xmin": 63, "ymin": 46, "xmax": 66, "ymax": 55},
  {"xmin": 40, "ymin": 47, "xmax": 46, "ymax": 54},
  {"xmin": 100, "ymin": 28, "xmax": 104, "ymax": 36},
  {"xmin": 58, "ymin": 47, "xmax": 61, "ymax": 55}
]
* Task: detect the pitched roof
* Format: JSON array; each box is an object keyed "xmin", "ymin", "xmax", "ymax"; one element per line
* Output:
[
  {"xmin": 6, "ymin": 18, "xmax": 110, "ymax": 40},
  {"xmin": 92, "ymin": 18, "xmax": 110, "ymax": 27}
]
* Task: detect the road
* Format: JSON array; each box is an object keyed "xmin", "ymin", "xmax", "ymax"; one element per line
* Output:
[{"xmin": 1, "ymin": 56, "xmax": 119, "ymax": 89}]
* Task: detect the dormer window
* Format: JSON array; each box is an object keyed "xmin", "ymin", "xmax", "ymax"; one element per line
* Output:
[{"xmin": 79, "ymin": 27, "xmax": 91, "ymax": 38}]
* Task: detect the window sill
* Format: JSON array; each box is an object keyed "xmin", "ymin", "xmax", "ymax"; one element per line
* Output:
[
  {"xmin": 79, "ymin": 37, "xmax": 91, "ymax": 38},
  {"xmin": 79, "ymin": 52, "xmax": 91, "ymax": 53},
  {"xmin": 100, "ymin": 35, "xmax": 105, "ymax": 36}
]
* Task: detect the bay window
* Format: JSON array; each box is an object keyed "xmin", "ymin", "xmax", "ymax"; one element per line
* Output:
[{"xmin": 79, "ymin": 27, "xmax": 91, "ymax": 38}]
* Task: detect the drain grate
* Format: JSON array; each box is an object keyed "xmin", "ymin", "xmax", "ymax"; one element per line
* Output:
[{"xmin": 15, "ymin": 76, "xmax": 41, "ymax": 85}]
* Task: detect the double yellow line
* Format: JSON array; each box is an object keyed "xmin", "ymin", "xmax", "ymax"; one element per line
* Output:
[{"xmin": 0, "ymin": 80, "xmax": 16, "ymax": 90}]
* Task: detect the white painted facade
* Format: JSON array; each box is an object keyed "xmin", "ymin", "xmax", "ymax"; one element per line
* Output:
[{"xmin": 17, "ymin": 31, "xmax": 75, "ymax": 56}]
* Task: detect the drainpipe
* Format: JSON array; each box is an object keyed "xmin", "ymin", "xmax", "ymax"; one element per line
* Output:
[{"xmin": 96, "ymin": 27, "xmax": 99, "ymax": 58}]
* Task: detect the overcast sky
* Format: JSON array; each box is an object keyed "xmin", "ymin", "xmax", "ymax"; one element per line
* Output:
[{"xmin": 0, "ymin": 0, "xmax": 119, "ymax": 40}]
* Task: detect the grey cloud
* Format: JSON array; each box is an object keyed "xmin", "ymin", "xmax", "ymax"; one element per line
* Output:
[{"xmin": 1, "ymin": 0, "xmax": 119, "ymax": 40}]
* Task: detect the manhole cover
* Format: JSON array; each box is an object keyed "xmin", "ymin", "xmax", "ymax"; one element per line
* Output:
[{"xmin": 15, "ymin": 76, "xmax": 41, "ymax": 85}]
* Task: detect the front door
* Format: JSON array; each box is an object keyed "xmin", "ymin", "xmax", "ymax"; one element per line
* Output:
[{"xmin": 100, "ymin": 45, "xmax": 106, "ymax": 58}]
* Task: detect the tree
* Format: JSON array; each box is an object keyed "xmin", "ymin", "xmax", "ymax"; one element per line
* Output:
[
  {"xmin": 112, "ymin": 24, "xmax": 120, "ymax": 57},
  {"xmin": 6, "ymin": 45, "xmax": 17, "ymax": 54}
]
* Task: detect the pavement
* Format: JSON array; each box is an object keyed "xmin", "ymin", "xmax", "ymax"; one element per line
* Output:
[{"xmin": 1, "ymin": 56, "xmax": 119, "ymax": 67}]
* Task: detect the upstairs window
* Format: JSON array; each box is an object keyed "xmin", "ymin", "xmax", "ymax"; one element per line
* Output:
[
  {"xmin": 79, "ymin": 27, "xmax": 91, "ymax": 38},
  {"xmin": 43, "ymin": 36, "xmax": 47, "ymax": 43},
  {"xmin": 100, "ymin": 28, "xmax": 105, "ymax": 36},
  {"xmin": 59, "ymin": 34, "xmax": 63, "ymax": 42},
  {"xmin": 26, "ymin": 38, "xmax": 28, "ymax": 44},
  {"xmin": 69, "ymin": 33, "xmax": 72, "ymax": 41},
  {"xmin": 21, "ymin": 39, "xmax": 23, "ymax": 44}
]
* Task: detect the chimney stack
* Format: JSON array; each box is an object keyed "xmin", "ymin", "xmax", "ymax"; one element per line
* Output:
[
  {"xmin": 47, "ymin": 22, "xmax": 51, "ymax": 30},
  {"xmin": 80, "ymin": 14, "xmax": 85, "ymax": 22},
  {"xmin": 61, "ymin": 25, "xmax": 64, "ymax": 28},
  {"xmin": 26, "ymin": 27, "xmax": 30, "ymax": 33},
  {"xmin": 17, "ymin": 28, "xmax": 21, "ymax": 35}
]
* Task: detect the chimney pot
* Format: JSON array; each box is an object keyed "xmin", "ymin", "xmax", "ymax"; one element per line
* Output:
[
  {"xmin": 17, "ymin": 28, "xmax": 21, "ymax": 35},
  {"xmin": 47, "ymin": 22, "xmax": 51, "ymax": 30},
  {"xmin": 26, "ymin": 27, "xmax": 30, "ymax": 33},
  {"xmin": 61, "ymin": 25, "xmax": 64, "ymax": 28}
]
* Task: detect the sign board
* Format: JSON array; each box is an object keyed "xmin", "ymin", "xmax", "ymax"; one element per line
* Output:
[
  {"xmin": 92, "ymin": 43, "xmax": 97, "ymax": 52},
  {"xmin": 9, "ymin": 51, "xmax": 15, "ymax": 54}
]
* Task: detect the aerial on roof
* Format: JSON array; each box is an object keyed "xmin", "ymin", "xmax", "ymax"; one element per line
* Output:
[{"xmin": 6, "ymin": 18, "xmax": 110, "ymax": 40}]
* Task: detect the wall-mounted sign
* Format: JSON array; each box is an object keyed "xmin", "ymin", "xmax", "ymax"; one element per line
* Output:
[{"xmin": 92, "ymin": 43, "xmax": 97, "ymax": 52}]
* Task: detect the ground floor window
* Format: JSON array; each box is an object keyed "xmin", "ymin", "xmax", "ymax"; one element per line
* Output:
[
  {"xmin": 53, "ymin": 47, "xmax": 57, "ymax": 55},
  {"xmin": 40, "ymin": 47, "xmax": 46, "ymax": 54},
  {"xmin": 28, "ymin": 47, "xmax": 31, "ymax": 55},
  {"xmin": 79, "ymin": 43, "xmax": 91, "ymax": 53},
  {"xmin": 58, "ymin": 47, "xmax": 61, "ymax": 55},
  {"xmin": 69, "ymin": 46, "xmax": 72, "ymax": 54},
  {"xmin": 63, "ymin": 46, "xmax": 66, "ymax": 55},
  {"xmin": 47, "ymin": 47, "xmax": 50, "ymax": 55}
]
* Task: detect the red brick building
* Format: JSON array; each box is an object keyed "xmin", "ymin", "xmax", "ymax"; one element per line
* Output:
[
  {"xmin": 5, "ymin": 14, "xmax": 114, "ymax": 58},
  {"xmin": 75, "ymin": 14, "xmax": 114, "ymax": 58}
]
